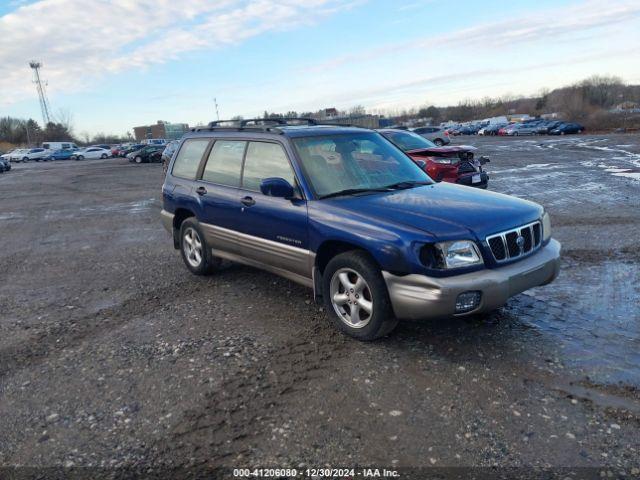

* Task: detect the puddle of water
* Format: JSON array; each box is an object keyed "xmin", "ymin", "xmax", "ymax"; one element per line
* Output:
[
  {"xmin": 526, "ymin": 260, "xmax": 640, "ymax": 385},
  {"xmin": 0, "ymin": 213, "xmax": 25, "ymax": 221},
  {"xmin": 43, "ymin": 198, "xmax": 158, "ymax": 220},
  {"xmin": 524, "ymin": 163, "xmax": 555, "ymax": 168},
  {"xmin": 576, "ymin": 141, "xmax": 640, "ymax": 168},
  {"xmin": 613, "ymin": 171, "xmax": 640, "ymax": 180}
]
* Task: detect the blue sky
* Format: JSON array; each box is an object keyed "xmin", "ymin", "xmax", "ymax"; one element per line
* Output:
[{"xmin": 1, "ymin": 0, "xmax": 639, "ymax": 136}]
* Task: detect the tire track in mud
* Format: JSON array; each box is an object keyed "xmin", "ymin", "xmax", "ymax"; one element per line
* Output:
[
  {"xmin": 0, "ymin": 279, "xmax": 212, "ymax": 379},
  {"xmin": 152, "ymin": 324, "xmax": 349, "ymax": 466}
]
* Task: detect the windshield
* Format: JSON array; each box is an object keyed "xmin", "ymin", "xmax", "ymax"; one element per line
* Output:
[
  {"xmin": 292, "ymin": 132, "xmax": 432, "ymax": 198},
  {"xmin": 382, "ymin": 130, "xmax": 437, "ymax": 151}
]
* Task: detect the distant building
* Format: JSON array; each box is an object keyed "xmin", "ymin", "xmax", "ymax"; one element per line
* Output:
[
  {"xmin": 323, "ymin": 108, "xmax": 339, "ymax": 118},
  {"xmin": 483, "ymin": 116, "xmax": 509, "ymax": 124},
  {"xmin": 507, "ymin": 113, "xmax": 531, "ymax": 122},
  {"xmin": 320, "ymin": 113, "xmax": 383, "ymax": 129},
  {"xmin": 610, "ymin": 102, "xmax": 640, "ymax": 113},
  {"xmin": 133, "ymin": 121, "xmax": 189, "ymax": 141}
]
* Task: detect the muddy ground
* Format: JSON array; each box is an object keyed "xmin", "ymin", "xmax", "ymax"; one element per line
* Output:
[{"xmin": 0, "ymin": 134, "xmax": 639, "ymax": 477}]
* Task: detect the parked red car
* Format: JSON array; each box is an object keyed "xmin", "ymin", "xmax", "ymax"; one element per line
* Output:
[{"xmin": 378, "ymin": 129, "xmax": 489, "ymax": 188}]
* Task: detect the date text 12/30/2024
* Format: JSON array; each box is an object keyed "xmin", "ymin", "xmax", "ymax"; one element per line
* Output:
[{"xmin": 233, "ymin": 468, "xmax": 400, "ymax": 478}]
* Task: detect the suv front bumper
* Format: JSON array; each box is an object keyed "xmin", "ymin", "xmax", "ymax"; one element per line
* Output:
[{"xmin": 382, "ymin": 239, "xmax": 561, "ymax": 320}]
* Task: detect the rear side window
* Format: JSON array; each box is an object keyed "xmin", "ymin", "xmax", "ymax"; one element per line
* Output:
[
  {"xmin": 172, "ymin": 139, "xmax": 210, "ymax": 180},
  {"xmin": 202, "ymin": 140, "xmax": 246, "ymax": 187},
  {"xmin": 242, "ymin": 142, "xmax": 295, "ymax": 191}
]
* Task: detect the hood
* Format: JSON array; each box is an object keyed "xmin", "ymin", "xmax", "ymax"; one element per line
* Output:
[{"xmin": 323, "ymin": 182, "xmax": 543, "ymax": 240}]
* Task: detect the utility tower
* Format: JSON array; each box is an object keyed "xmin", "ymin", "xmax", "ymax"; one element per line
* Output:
[{"xmin": 29, "ymin": 61, "xmax": 52, "ymax": 125}]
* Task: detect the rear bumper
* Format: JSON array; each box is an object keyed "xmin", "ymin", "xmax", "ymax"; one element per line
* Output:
[
  {"xmin": 160, "ymin": 209, "xmax": 174, "ymax": 233},
  {"xmin": 383, "ymin": 239, "xmax": 561, "ymax": 320},
  {"xmin": 457, "ymin": 172, "xmax": 488, "ymax": 189}
]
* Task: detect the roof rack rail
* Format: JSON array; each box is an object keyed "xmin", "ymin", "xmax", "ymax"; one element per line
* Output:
[
  {"xmin": 192, "ymin": 125, "xmax": 284, "ymax": 134},
  {"xmin": 191, "ymin": 117, "xmax": 368, "ymax": 134},
  {"xmin": 208, "ymin": 118, "xmax": 287, "ymax": 127}
]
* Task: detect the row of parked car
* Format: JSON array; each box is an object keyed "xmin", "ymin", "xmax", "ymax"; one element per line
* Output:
[
  {"xmin": 0, "ymin": 155, "xmax": 12, "ymax": 173},
  {"xmin": 451, "ymin": 120, "xmax": 584, "ymax": 136},
  {"xmin": 0, "ymin": 140, "xmax": 177, "ymax": 165},
  {"xmin": 0, "ymin": 145, "xmax": 113, "ymax": 162},
  {"xmin": 112, "ymin": 143, "xmax": 172, "ymax": 163}
]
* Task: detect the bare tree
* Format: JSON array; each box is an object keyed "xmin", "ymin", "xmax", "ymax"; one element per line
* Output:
[{"xmin": 56, "ymin": 108, "xmax": 74, "ymax": 134}]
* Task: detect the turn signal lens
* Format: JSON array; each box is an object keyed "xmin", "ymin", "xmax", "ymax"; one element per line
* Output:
[{"xmin": 542, "ymin": 212, "xmax": 552, "ymax": 242}]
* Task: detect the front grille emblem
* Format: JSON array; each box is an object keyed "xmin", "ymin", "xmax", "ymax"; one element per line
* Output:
[{"xmin": 486, "ymin": 221, "xmax": 542, "ymax": 263}]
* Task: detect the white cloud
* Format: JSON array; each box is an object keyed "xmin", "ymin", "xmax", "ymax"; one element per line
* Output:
[
  {"xmin": 309, "ymin": 0, "xmax": 640, "ymax": 71},
  {"xmin": 0, "ymin": 0, "xmax": 356, "ymax": 106}
]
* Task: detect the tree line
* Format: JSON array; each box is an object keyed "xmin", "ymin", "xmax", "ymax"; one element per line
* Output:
[
  {"xmin": 261, "ymin": 76, "xmax": 640, "ymax": 129},
  {"xmin": 0, "ymin": 116, "xmax": 133, "ymax": 149}
]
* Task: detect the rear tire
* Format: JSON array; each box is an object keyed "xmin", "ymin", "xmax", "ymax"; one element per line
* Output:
[
  {"xmin": 179, "ymin": 218, "xmax": 221, "ymax": 275},
  {"xmin": 322, "ymin": 250, "xmax": 398, "ymax": 341},
  {"xmin": 434, "ymin": 139, "xmax": 444, "ymax": 146}
]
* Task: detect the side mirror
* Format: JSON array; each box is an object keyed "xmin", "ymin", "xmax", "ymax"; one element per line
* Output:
[
  {"xmin": 415, "ymin": 159, "xmax": 427, "ymax": 169},
  {"xmin": 260, "ymin": 177, "xmax": 295, "ymax": 199}
]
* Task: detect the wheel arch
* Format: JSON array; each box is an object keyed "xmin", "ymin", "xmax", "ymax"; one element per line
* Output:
[
  {"xmin": 172, "ymin": 208, "xmax": 196, "ymax": 248},
  {"xmin": 315, "ymin": 240, "xmax": 382, "ymax": 276}
]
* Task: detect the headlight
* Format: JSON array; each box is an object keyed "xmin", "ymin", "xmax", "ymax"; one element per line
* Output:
[
  {"xmin": 542, "ymin": 212, "xmax": 551, "ymax": 241},
  {"xmin": 435, "ymin": 240, "xmax": 483, "ymax": 269}
]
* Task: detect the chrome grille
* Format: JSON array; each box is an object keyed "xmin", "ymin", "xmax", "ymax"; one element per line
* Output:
[{"xmin": 486, "ymin": 221, "xmax": 542, "ymax": 263}]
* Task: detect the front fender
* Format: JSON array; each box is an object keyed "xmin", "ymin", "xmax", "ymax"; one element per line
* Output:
[{"xmin": 308, "ymin": 204, "xmax": 435, "ymax": 274}]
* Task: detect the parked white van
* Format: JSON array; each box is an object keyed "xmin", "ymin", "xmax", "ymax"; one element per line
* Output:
[{"xmin": 42, "ymin": 141, "xmax": 78, "ymax": 150}]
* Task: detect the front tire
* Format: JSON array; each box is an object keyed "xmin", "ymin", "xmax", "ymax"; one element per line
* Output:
[
  {"xmin": 322, "ymin": 251, "xmax": 398, "ymax": 341},
  {"xmin": 135, "ymin": 156, "xmax": 143, "ymax": 164},
  {"xmin": 179, "ymin": 218, "xmax": 220, "ymax": 275},
  {"xmin": 101, "ymin": 154, "xmax": 107, "ymax": 159}
]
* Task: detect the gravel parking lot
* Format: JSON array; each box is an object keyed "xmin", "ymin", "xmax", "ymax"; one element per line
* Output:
[{"xmin": 1, "ymin": 134, "xmax": 639, "ymax": 476}]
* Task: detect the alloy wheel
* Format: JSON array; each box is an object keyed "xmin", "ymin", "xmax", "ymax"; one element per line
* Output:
[
  {"xmin": 183, "ymin": 227, "xmax": 203, "ymax": 268},
  {"xmin": 329, "ymin": 268, "xmax": 373, "ymax": 329}
]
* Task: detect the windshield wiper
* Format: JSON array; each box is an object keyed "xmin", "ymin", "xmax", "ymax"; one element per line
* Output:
[
  {"xmin": 381, "ymin": 180, "xmax": 432, "ymax": 190},
  {"xmin": 319, "ymin": 187, "xmax": 391, "ymax": 200}
]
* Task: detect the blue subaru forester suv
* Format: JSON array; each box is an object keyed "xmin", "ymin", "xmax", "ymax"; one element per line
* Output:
[{"xmin": 162, "ymin": 119, "xmax": 560, "ymax": 340}]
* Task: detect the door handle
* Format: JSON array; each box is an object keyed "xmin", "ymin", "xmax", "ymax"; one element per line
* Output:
[
  {"xmin": 195, "ymin": 186, "xmax": 207, "ymax": 196},
  {"xmin": 241, "ymin": 196, "xmax": 255, "ymax": 207}
]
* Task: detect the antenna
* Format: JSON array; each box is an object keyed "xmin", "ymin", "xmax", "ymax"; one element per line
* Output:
[
  {"xmin": 29, "ymin": 61, "xmax": 52, "ymax": 125},
  {"xmin": 213, "ymin": 97, "xmax": 220, "ymax": 121}
]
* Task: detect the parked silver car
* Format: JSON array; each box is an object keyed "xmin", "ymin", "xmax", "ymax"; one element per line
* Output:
[
  {"xmin": 411, "ymin": 126, "xmax": 451, "ymax": 145},
  {"xmin": 503, "ymin": 123, "xmax": 540, "ymax": 136}
]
